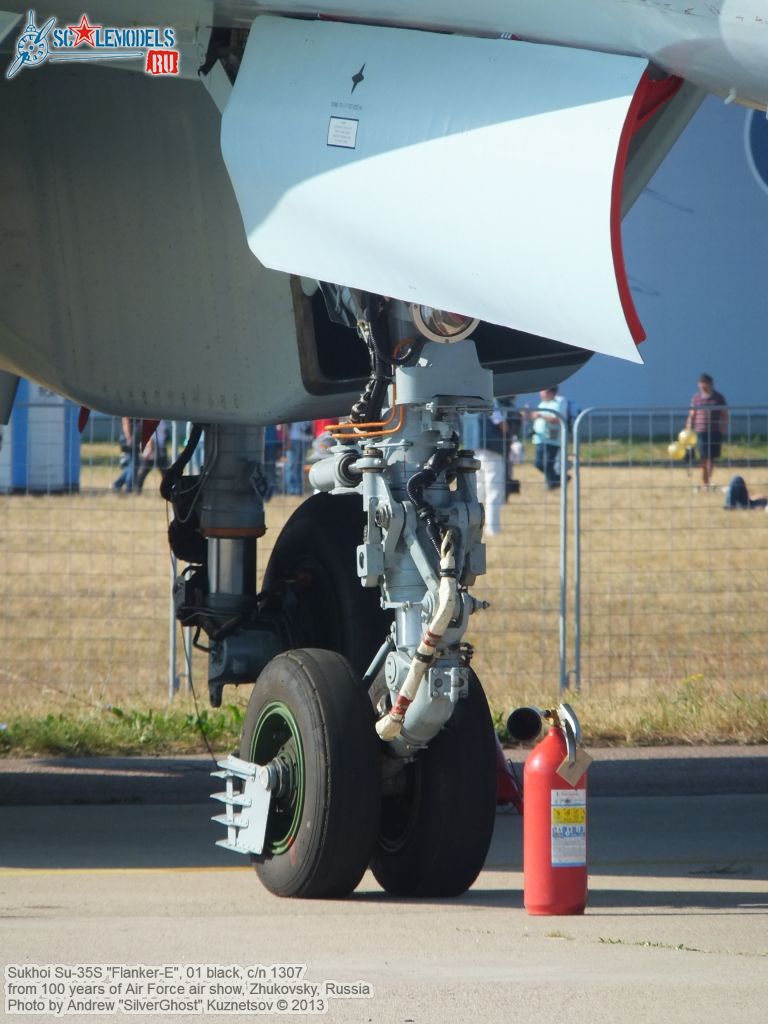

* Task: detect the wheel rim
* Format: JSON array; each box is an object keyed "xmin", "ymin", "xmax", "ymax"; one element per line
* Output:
[
  {"xmin": 249, "ymin": 700, "xmax": 305, "ymax": 856},
  {"xmin": 378, "ymin": 761, "xmax": 422, "ymax": 854},
  {"xmin": 372, "ymin": 687, "xmax": 423, "ymax": 855}
]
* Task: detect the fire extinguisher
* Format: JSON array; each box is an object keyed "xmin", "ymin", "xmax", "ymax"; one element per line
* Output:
[{"xmin": 507, "ymin": 704, "xmax": 591, "ymax": 916}]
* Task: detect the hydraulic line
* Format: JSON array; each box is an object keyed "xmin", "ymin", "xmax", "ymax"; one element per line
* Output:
[
  {"xmin": 160, "ymin": 423, "xmax": 203, "ymax": 502},
  {"xmin": 350, "ymin": 318, "xmax": 392, "ymax": 425},
  {"xmin": 375, "ymin": 531, "xmax": 458, "ymax": 741},
  {"xmin": 405, "ymin": 447, "xmax": 455, "ymax": 556}
]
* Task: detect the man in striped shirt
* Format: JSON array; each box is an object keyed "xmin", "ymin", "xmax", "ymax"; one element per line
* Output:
[{"xmin": 686, "ymin": 373, "xmax": 728, "ymax": 489}]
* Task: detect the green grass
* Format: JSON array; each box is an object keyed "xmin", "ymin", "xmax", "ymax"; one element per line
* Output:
[
  {"xmin": 0, "ymin": 701, "xmax": 246, "ymax": 758},
  {"xmin": 4, "ymin": 446, "xmax": 768, "ymax": 757},
  {"xmin": 3, "ymin": 676, "xmax": 766, "ymax": 758},
  {"xmin": 575, "ymin": 437, "xmax": 768, "ymax": 464}
]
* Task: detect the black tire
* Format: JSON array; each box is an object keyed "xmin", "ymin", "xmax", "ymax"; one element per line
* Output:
[
  {"xmin": 262, "ymin": 493, "xmax": 392, "ymax": 677},
  {"xmin": 239, "ymin": 648, "xmax": 380, "ymax": 898},
  {"xmin": 369, "ymin": 670, "xmax": 497, "ymax": 897}
]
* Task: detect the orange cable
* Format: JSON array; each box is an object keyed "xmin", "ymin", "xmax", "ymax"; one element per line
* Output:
[
  {"xmin": 328, "ymin": 405, "xmax": 405, "ymax": 441},
  {"xmin": 329, "ymin": 381, "xmax": 400, "ymax": 434}
]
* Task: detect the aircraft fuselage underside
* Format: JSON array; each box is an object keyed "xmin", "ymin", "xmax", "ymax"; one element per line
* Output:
[{"xmin": 2, "ymin": 0, "xmax": 767, "ymax": 900}]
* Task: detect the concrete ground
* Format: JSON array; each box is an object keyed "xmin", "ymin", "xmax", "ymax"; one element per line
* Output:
[{"xmin": 1, "ymin": 748, "xmax": 766, "ymax": 1024}]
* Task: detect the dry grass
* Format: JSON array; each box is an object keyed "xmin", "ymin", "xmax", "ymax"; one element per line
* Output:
[{"xmin": 1, "ymin": 453, "xmax": 767, "ymax": 755}]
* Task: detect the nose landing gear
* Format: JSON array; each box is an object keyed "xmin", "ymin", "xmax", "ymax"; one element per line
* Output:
[{"xmin": 186, "ymin": 314, "xmax": 499, "ymax": 899}]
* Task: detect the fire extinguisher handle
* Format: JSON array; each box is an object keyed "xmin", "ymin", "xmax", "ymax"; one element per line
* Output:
[{"xmin": 562, "ymin": 718, "xmax": 577, "ymax": 766}]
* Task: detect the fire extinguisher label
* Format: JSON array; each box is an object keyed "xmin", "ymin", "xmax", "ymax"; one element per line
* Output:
[{"xmin": 551, "ymin": 789, "xmax": 587, "ymax": 867}]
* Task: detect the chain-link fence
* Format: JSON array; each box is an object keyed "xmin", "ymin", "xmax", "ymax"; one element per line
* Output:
[
  {"xmin": 3, "ymin": 404, "xmax": 768, "ymax": 713},
  {"xmin": 572, "ymin": 406, "xmax": 768, "ymax": 695},
  {"xmin": 461, "ymin": 404, "xmax": 567, "ymax": 703},
  {"xmin": 0, "ymin": 411, "xmax": 304, "ymax": 706},
  {"xmin": 1, "ymin": 412, "xmax": 171, "ymax": 703}
]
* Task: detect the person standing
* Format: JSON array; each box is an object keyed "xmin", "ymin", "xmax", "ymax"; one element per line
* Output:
[
  {"xmin": 463, "ymin": 404, "xmax": 510, "ymax": 535},
  {"xmin": 282, "ymin": 420, "xmax": 313, "ymax": 496},
  {"xmin": 686, "ymin": 373, "xmax": 728, "ymax": 489},
  {"xmin": 184, "ymin": 422, "xmax": 204, "ymax": 473},
  {"xmin": 112, "ymin": 417, "xmax": 139, "ymax": 493},
  {"xmin": 309, "ymin": 418, "xmax": 338, "ymax": 463},
  {"xmin": 263, "ymin": 424, "xmax": 281, "ymax": 499},
  {"xmin": 529, "ymin": 386, "xmax": 568, "ymax": 490},
  {"xmin": 135, "ymin": 420, "xmax": 169, "ymax": 492}
]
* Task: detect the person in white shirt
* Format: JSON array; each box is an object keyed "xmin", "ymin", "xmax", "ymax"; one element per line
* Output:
[
  {"xmin": 530, "ymin": 386, "xmax": 568, "ymax": 490},
  {"xmin": 463, "ymin": 402, "xmax": 512, "ymax": 535}
]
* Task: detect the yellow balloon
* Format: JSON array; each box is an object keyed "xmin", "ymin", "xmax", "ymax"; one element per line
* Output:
[
  {"xmin": 678, "ymin": 428, "xmax": 698, "ymax": 449},
  {"xmin": 667, "ymin": 441, "xmax": 687, "ymax": 461}
]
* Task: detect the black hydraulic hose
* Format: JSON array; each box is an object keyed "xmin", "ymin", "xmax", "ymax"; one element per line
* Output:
[
  {"xmin": 160, "ymin": 423, "xmax": 203, "ymax": 502},
  {"xmin": 408, "ymin": 484, "xmax": 442, "ymax": 554},
  {"xmin": 350, "ymin": 323, "xmax": 392, "ymax": 424},
  {"xmin": 364, "ymin": 369, "xmax": 389, "ymax": 424},
  {"xmin": 406, "ymin": 448, "xmax": 455, "ymax": 556}
]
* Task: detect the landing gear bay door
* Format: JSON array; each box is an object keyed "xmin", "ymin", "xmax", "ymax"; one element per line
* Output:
[{"xmin": 222, "ymin": 16, "xmax": 648, "ymax": 362}]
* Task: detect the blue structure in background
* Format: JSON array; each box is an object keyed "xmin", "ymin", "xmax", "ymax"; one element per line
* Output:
[
  {"xmin": 746, "ymin": 108, "xmax": 768, "ymax": 196},
  {"xmin": 0, "ymin": 379, "xmax": 80, "ymax": 493},
  {"xmin": 518, "ymin": 98, "xmax": 768, "ymax": 411}
]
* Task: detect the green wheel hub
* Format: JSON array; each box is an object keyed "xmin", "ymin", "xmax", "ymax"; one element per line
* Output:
[
  {"xmin": 239, "ymin": 649, "xmax": 380, "ymax": 898},
  {"xmin": 249, "ymin": 700, "xmax": 305, "ymax": 856}
]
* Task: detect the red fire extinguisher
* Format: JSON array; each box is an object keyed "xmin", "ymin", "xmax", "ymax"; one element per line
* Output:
[{"xmin": 508, "ymin": 705, "xmax": 590, "ymax": 916}]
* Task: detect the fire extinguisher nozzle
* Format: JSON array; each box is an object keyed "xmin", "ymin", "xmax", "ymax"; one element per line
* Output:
[{"xmin": 506, "ymin": 706, "xmax": 545, "ymax": 743}]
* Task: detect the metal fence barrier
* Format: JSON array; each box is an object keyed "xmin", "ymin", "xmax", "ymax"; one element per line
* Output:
[
  {"xmin": 3, "ymin": 405, "xmax": 768, "ymax": 714},
  {"xmin": 571, "ymin": 406, "xmax": 768, "ymax": 694}
]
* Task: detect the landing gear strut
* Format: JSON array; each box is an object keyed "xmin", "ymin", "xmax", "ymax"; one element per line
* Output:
[
  {"xmin": 313, "ymin": 314, "xmax": 498, "ymax": 896},
  {"xmin": 169, "ymin": 301, "xmax": 499, "ymax": 898}
]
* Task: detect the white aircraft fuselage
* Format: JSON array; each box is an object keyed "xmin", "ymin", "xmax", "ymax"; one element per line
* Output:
[
  {"xmin": 0, "ymin": 0, "xmax": 766, "ymax": 423},
  {"xmin": 255, "ymin": 0, "xmax": 768, "ymax": 107}
]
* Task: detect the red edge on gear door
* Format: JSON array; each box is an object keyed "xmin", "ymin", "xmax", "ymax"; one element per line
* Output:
[{"xmin": 611, "ymin": 70, "xmax": 683, "ymax": 346}]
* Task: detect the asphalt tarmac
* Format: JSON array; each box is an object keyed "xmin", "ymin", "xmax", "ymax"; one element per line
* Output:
[{"xmin": 1, "ymin": 747, "xmax": 767, "ymax": 1024}]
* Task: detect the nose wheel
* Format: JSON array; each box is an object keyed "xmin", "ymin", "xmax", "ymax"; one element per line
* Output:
[
  {"xmin": 239, "ymin": 648, "xmax": 380, "ymax": 898},
  {"xmin": 369, "ymin": 670, "xmax": 497, "ymax": 897},
  {"xmin": 253, "ymin": 491, "xmax": 497, "ymax": 898},
  {"xmin": 262, "ymin": 492, "xmax": 392, "ymax": 675}
]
